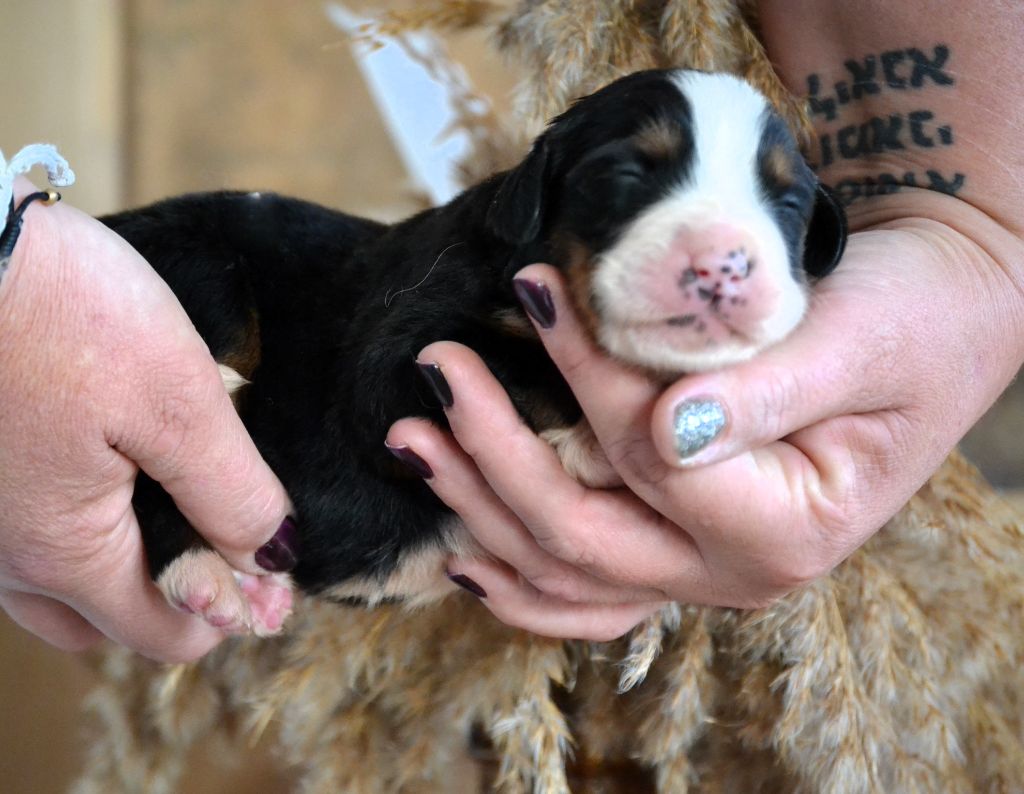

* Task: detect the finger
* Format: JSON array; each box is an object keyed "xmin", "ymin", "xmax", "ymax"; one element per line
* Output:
[
  {"xmin": 511, "ymin": 265, "xmax": 671, "ymax": 495},
  {"xmin": 387, "ymin": 417, "xmax": 664, "ymax": 605},
  {"xmin": 66, "ymin": 509, "xmax": 227, "ymax": 663},
  {"xmin": 508, "ymin": 265, "xmax": 846, "ymax": 596},
  {"xmin": 114, "ymin": 344, "xmax": 293, "ymax": 575},
  {"xmin": 412, "ymin": 342, "xmax": 710, "ymax": 593},
  {"xmin": 513, "ymin": 264, "xmax": 663, "ymax": 436},
  {"xmin": 650, "ymin": 259, "xmax": 906, "ymax": 469},
  {"xmin": 445, "ymin": 557, "xmax": 666, "ymax": 642},
  {"xmin": 0, "ymin": 589, "xmax": 103, "ymax": 653}
]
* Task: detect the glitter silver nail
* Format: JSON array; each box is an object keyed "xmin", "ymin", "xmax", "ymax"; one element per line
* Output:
[{"xmin": 673, "ymin": 399, "xmax": 726, "ymax": 460}]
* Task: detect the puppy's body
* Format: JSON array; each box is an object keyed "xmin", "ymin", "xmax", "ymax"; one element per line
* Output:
[
  {"xmin": 116, "ymin": 185, "xmax": 576, "ymax": 597},
  {"xmin": 103, "ymin": 70, "xmax": 845, "ymax": 630}
]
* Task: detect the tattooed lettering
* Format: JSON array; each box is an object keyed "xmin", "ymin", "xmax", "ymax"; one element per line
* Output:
[
  {"xmin": 816, "ymin": 110, "xmax": 955, "ymax": 167},
  {"xmin": 807, "ymin": 44, "xmax": 955, "ymax": 120},
  {"xmin": 907, "ymin": 46, "xmax": 955, "ymax": 88},
  {"xmin": 843, "ymin": 56, "xmax": 881, "ymax": 100},
  {"xmin": 806, "ymin": 44, "xmax": 964, "ymax": 203},
  {"xmin": 833, "ymin": 170, "xmax": 966, "ymax": 206},
  {"xmin": 881, "ymin": 50, "xmax": 908, "ymax": 89},
  {"xmin": 807, "ymin": 74, "xmax": 837, "ymax": 122}
]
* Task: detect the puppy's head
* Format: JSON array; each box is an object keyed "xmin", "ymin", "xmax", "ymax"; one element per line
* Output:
[{"xmin": 489, "ymin": 69, "xmax": 846, "ymax": 374}]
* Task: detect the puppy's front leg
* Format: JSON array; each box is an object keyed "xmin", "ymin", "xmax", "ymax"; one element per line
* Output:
[{"xmin": 540, "ymin": 420, "xmax": 621, "ymax": 489}]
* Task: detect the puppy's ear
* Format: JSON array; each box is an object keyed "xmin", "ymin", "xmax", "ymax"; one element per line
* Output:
[
  {"xmin": 487, "ymin": 137, "xmax": 550, "ymax": 246},
  {"xmin": 803, "ymin": 183, "xmax": 848, "ymax": 279}
]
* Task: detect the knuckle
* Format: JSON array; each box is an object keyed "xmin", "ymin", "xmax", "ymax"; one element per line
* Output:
[
  {"xmin": 538, "ymin": 524, "xmax": 598, "ymax": 572},
  {"xmin": 605, "ymin": 434, "xmax": 669, "ymax": 485},
  {"xmin": 755, "ymin": 367, "xmax": 804, "ymax": 439},
  {"xmin": 548, "ymin": 340, "xmax": 592, "ymax": 383},
  {"xmin": 145, "ymin": 394, "xmax": 195, "ymax": 461},
  {"xmin": 139, "ymin": 359, "xmax": 223, "ymax": 462},
  {"xmin": 528, "ymin": 569, "xmax": 586, "ymax": 603},
  {"xmin": 759, "ymin": 552, "xmax": 831, "ymax": 594}
]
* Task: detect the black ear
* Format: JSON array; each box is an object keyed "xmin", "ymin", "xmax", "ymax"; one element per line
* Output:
[
  {"xmin": 803, "ymin": 183, "xmax": 848, "ymax": 279},
  {"xmin": 487, "ymin": 137, "xmax": 551, "ymax": 246}
]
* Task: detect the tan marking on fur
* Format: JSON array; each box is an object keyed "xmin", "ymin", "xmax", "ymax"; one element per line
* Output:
[
  {"xmin": 540, "ymin": 419, "xmax": 621, "ymax": 488},
  {"xmin": 487, "ymin": 307, "xmax": 539, "ymax": 340},
  {"xmin": 633, "ymin": 120, "xmax": 683, "ymax": 159},
  {"xmin": 220, "ymin": 311, "xmax": 262, "ymax": 380},
  {"xmin": 560, "ymin": 234, "xmax": 603, "ymax": 341},
  {"xmin": 763, "ymin": 144, "xmax": 797, "ymax": 188},
  {"xmin": 322, "ymin": 518, "xmax": 486, "ymax": 608}
]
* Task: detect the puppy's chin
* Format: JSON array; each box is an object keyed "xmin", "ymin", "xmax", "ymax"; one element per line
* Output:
[{"xmin": 596, "ymin": 308, "xmax": 805, "ymax": 376}]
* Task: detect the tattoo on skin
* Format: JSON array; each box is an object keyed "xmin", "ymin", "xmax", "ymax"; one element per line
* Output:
[{"xmin": 804, "ymin": 44, "xmax": 965, "ymax": 206}]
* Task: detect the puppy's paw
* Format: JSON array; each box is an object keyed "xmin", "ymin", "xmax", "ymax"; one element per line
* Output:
[
  {"xmin": 541, "ymin": 420, "xmax": 622, "ymax": 489},
  {"xmin": 156, "ymin": 548, "xmax": 293, "ymax": 636},
  {"xmin": 236, "ymin": 572, "xmax": 293, "ymax": 636}
]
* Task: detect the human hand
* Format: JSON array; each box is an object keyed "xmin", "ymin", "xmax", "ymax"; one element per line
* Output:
[
  {"xmin": 387, "ymin": 193, "xmax": 1024, "ymax": 639},
  {"xmin": 384, "ymin": 3, "xmax": 1024, "ymax": 641},
  {"xmin": 0, "ymin": 178, "xmax": 292, "ymax": 662}
]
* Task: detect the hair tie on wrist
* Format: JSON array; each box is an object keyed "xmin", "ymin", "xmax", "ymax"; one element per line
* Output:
[
  {"xmin": 0, "ymin": 143, "xmax": 76, "ymax": 285},
  {"xmin": 0, "ymin": 190, "xmax": 62, "ymax": 280}
]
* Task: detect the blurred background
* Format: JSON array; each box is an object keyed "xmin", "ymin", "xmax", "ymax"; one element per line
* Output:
[{"xmin": 2, "ymin": 2, "xmax": 1021, "ymax": 792}]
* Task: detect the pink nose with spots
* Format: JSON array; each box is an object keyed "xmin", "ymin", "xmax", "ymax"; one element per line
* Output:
[{"xmin": 660, "ymin": 223, "xmax": 777, "ymax": 338}]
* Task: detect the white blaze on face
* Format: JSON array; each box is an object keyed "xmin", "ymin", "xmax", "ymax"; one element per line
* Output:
[{"xmin": 592, "ymin": 72, "xmax": 807, "ymax": 374}]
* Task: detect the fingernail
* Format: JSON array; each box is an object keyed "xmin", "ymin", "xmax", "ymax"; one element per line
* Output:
[
  {"xmin": 673, "ymin": 398, "xmax": 727, "ymax": 461},
  {"xmin": 447, "ymin": 572, "xmax": 487, "ymax": 598},
  {"xmin": 385, "ymin": 441, "xmax": 434, "ymax": 479},
  {"xmin": 255, "ymin": 516, "xmax": 299, "ymax": 572},
  {"xmin": 513, "ymin": 278, "xmax": 556, "ymax": 329},
  {"xmin": 417, "ymin": 361, "xmax": 454, "ymax": 408}
]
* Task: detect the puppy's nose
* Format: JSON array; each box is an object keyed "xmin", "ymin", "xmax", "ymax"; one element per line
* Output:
[{"xmin": 667, "ymin": 223, "xmax": 777, "ymax": 334}]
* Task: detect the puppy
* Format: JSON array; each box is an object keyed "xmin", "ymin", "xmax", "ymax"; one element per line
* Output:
[{"xmin": 102, "ymin": 69, "xmax": 846, "ymax": 634}]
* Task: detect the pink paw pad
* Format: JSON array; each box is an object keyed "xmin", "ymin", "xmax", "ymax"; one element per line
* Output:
[
  {"xmin": 157, "ymin": 548, "xmax": 294, "ymax": 636},
  {"xmin": 236, "ymin": 573, "xmax": 294, "ymax": 636}
]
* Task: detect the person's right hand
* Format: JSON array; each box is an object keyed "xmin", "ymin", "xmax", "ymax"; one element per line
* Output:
[{"xmin": 0, "ymin": 177, "xmax": 293, "ymax": 662}]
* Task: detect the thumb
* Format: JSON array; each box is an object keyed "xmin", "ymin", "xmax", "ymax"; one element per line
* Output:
[
  {"xmin": 117, "ymin": 351, "xmax": 294, "ymax": 576},
  {"xmin": 650, "ymin": 291, "xmax": 898, "ymax": 469}
]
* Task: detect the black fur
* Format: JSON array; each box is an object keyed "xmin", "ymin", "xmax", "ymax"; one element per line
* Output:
[{"xmin": 102, "ymin": 69, "xmax": 846, "ymax": 596}]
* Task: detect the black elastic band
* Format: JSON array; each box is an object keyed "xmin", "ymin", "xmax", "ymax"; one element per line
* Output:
[
  {"xmin": 0, "ymin": 191, "xmax": 61, "ymax": 285},
  {"xmin": 0, "ymin": 191, "xmax": 57, "ymax": 260}
]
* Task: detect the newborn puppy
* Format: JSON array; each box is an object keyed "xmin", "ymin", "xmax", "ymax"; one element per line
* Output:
[{"xmin": 102, "ymin": 69, "xmax": 846, "ymax": 634}]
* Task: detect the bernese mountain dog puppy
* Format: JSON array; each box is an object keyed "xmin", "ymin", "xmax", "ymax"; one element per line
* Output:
[{"xmin": 102, "ymin": 69, "xmax": 847, "ymax": 634}]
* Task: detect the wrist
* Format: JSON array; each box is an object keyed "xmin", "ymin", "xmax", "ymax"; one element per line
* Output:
[
  {"xmin": 756, "ymin": 3, "xmax": 1024, "ymax": 238},
  {"xmin": 858, "ymin": 198, "xmax": 1024, "ymax": 415}
]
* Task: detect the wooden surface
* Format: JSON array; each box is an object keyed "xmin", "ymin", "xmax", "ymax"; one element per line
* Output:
[{"xmin": 0, "ymin": 0, "xmax": 124, "ymax": 215}]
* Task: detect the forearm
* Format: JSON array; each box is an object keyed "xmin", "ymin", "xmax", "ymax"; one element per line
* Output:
[
  {"xmin": 758, "ymin": 1, "xmax": 1024, "ymax": 395},
  {"xmin": 758, "ymin": 2, "xmax": 1024, "ymax": 235}
]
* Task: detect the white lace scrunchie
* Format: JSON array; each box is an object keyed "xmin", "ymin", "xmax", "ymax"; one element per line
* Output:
[{"xmin": 0, "ymin": 144, "xmax": 76, "ymax": 278}]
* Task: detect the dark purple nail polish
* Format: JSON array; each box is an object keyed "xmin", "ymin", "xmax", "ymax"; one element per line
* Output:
[
  {"xmin": 513, "ymin": 278, "xmax": 556, "ymax": 329},
  {"xmin": 447, "ymin": 572, "xmax": 487, "ymax": 599},
  {"xmin": 255, "ymin": 516, "xmax": 299, "ymax": 572},
  {"xmin": 385, "ymin": 442, "xmax": 434, "ymax": 479},
  {"xmin": 417, "ymin": 362, "xmax": 453, "ymax": 408}
]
